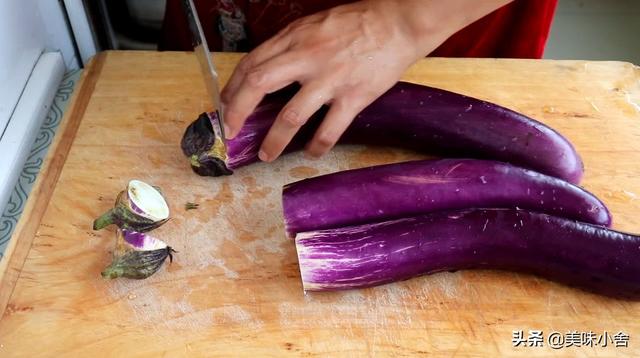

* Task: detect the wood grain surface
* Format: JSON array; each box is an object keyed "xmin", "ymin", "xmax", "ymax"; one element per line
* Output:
[
  {"xmin": 0, "ymin": 54, "xmax": 105, "ymax": 319},
  {"xmin": 0, "ymin": 51, "xmax": 639, "ymax": 357}
]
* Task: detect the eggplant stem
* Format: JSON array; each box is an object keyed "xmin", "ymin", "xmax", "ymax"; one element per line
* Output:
[
  {"xmin": 101, "ymin": 266, "xmax": 122, "ymax": 279},
  {"xmin": 168, "ymin": 247, "xmax": 177, "ymax": 263},
  {"xmin": 93, "ymin": 209, "xmax": 115, "ymax": 230}
]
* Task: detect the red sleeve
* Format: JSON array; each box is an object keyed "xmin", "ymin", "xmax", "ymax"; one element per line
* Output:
[
  {"xmin": 160, "ymin": 0, "xmax": 557, "ymax": 59},
  {"xmin": 159, "ymin": 0, "xmax": 222, "ymax": 51},
  {"xmin": 431, "ymin": 0, "xmax": 558, "ymax": 58}
]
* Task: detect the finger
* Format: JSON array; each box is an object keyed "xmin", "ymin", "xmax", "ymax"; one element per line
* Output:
[
  {"xmin": 258, "ymin": 83, "xmax": 330, "ymax": 162},
  {"xmin": 221, "ymin": 10, "xmax": 325, "ymax": 106},
  {"xmin": 223, "ymin": 52, "xmax": 312, "ymax": 138},
  {"xmin": 221, "ymin": 31, "xmax": 291, "ymax": 104},
  {"xmin": 305, "ymin": 96, "xmax": 370, "ymax": 157}
]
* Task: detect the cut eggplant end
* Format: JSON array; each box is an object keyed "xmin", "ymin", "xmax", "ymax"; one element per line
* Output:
[
  {"xmin": 127, "ymin": 180, "xmax": 170, "ymax": 221},
  {"xmin": 103, "ymin": 230, "xmax": 175, "ymax": 280},
  {"xmin": 90, "ymin": 186, "xmax": 168, "ymax": 232},
  {"xmin": 182, "ymin": 112, "xmax": 232, "ymax": 177},
  {"xmin": 100, "ymin": 249, "xmax": 169, "ymax": 279},
  {"xmin": 295, "ymin": 231, "xmax": 328, "ymax": 292},
  {"xmin": 181, "ymin": 112, "xmax": 216, "ymax": 157}
]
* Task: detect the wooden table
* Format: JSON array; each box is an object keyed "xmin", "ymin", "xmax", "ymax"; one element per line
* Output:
[{"xmin": 0, "ymin": 51, "xmax": 639, "ymax": 357}]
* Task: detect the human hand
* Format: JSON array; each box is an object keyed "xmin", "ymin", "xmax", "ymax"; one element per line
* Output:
[{"xmin": 221, "ymin": 0, "xmax": 511, "ymax": 161}]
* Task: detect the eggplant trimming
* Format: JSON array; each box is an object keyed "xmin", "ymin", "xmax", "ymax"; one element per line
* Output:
[
  {"xmin": 181, "ymin": 82, "xmax": 583, "ymax": 183},
  {"xmin": 93, "ymin": 180, "xmax": 170, "ymax": 232},
  {"xmin": 102, "ymin": 229, "xmax": 176, "ymax": 279}
]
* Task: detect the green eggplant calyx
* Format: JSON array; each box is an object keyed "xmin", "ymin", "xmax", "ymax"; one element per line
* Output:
[
  {"xmin": 101, "ymin": 266, "xmax": 124, "ymax": 279},
  {"xmin": 101, "ymin": 247, "xmax": 175, "ymax": 280},
  {"xmin": 190, "ymin": 154, "xmax": 201, "ymax": 167},
  {"xmin": 93, "ymin": 209, "xmax": 115, "ymax": 230},
  {"xmin": 116, "ymin": 207, "xmax": 168, "ymax": 232}
]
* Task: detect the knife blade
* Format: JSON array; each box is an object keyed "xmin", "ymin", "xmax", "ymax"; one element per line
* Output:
[{"xmin": 182, "ymin": 0, "xmax": 227, "ymax": 142}]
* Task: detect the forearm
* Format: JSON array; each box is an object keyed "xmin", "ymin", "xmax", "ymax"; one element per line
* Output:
[{"xmin": 372, "ymin": 0, "xmax": 513, "ymax": 57}]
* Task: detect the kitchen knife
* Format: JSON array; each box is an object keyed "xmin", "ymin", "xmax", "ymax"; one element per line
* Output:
[{"xmin": 181, "ymin": 0, "xmax": 227, "ymax": 142}]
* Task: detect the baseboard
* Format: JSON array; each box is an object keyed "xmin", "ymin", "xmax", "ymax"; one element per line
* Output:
[{"xmin": 0, "ymin": 52, "xmax": 65, "ymax": 215}]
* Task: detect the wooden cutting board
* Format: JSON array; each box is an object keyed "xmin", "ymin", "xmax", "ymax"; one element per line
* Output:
[{"xmin": 0, "ymin": 51, "xmax": 639, "ymax": 357}]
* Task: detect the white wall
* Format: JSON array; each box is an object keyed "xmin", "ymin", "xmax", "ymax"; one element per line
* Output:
[
  {"xmin": 64, "ymin": 0, "xmax": 98, "ymax": 65},
  {"xmin": 0, "ymin": 1, "xmax": 45, "ymax": 138},
  {"xmin": 36, "ymin": 1, "xmax": 80, "ymax": 69},
  {"xmin": 0, "ymin": 1, "xmax": 78, "ymax": 143},
  {"xmin": 545, "ymin": 0, "xmax": 640, "ymax": 64}
]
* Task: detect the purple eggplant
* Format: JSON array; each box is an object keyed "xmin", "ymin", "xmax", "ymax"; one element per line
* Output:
[
  {"xmin": 283, "ymin": 159, "xmax": 610, "ymax": 235},
  {"xmin": 182, "ymin": 82, "xmax": 583, "ymax": 183},
  {"xmin": 296, "ymin": 208, "xmax": 640, "ymax": 298}
]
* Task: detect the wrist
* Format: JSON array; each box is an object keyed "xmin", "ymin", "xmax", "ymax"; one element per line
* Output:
[
  {"xmin": 365, "ymin": 0, "xmax": 457, "ymax": 59},
  {"xmin": 372, "ymin": 0, "xmax": 512, "ymax": 57}
]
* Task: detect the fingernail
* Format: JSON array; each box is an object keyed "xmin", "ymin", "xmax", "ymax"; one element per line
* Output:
[{"xmin": 258, "ymin": 150, "xmax": 269, "ymax": 162}]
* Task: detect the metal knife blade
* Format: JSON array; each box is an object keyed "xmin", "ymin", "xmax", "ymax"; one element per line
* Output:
[{"xmin": 182, "ymin": 0, "xmax": 227, "ymax": 142}]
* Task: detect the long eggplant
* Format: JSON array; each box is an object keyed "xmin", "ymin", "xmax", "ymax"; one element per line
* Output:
[
  {"xmin": 181, "ymin": 82, "xmax": 583, "ymax": 183},
  {"xmin": 283, "ymin": 159, "xmax": 610, "ymax": 235},
  {"xmin": 295, "ymin": 208, "xmax": 640, "ymax": 298}
]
